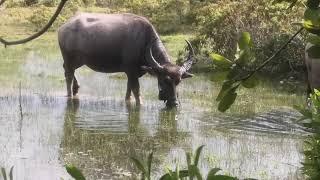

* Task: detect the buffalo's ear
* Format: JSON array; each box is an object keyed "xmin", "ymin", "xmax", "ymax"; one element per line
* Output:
[
  {"xmin": 182, "ymin": 72, "xmax": 194, "ymax": 79},
  {"xmin": 141, "ymin": 66, "xmax": 158, "ymax": 76}
]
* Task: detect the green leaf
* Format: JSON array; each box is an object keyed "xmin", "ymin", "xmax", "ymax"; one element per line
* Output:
[
  {"xmin": 147, "ymin": 152, "xmax": 153, "ymax": 180},
  {"xmin": 210, "ymin": 53, "xmax": 233, "ymax": 69},
  {"xmin": 159, "ymin": 170, "xmax": 189, "ymax": 180},
  {"xmin": 1, "ymin": 167, "xmax": 7, "ymax": 180},
  {"xmin": 189, "ymin": 165, "xmax": 203, "ymax": 180},
  {"xmin": 206, "ymin": 168, "xmax": 221, "ymax": 180},
  {"xmin": 307, "ymin": 34, "xmax": 320, "ymax": 45},
  {"xmin": 186, "ymin": 152, "xmax": 193, "ymax": 180},
  {"xmin": 304, "ymin": 8, "xmax": 320, "ymax": 35},
  {"xmin": 238, "ymin": 32, "xmax": 252, "ymax": 50},
  {"xmin": 194, "ymin": 145, "xmax": 205, "ymax": 166},
  {"xmin": 216, "ymin": 81, "xmax": 241, "ymax": 101},
  {"xmin": 241, "ymin": 75, "xmax": 259, "ymax": 88},
  {"xmin": 218, "ymin": 88, "xmax": 238, "ymax": 112},
  {"xmin": 307, "ymin": 45, "xmax": 320, "ymax": 58},
  {"xmin": 130, "ymin": 157, "xmax": 147, "ymax": 176},
  {"xmin": 65, "ymin": 165, "xmax": 86, "ymax": 180}
]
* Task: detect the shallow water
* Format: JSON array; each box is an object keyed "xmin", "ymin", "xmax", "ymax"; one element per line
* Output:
[{"xmin": 0, "ymin": 52, "xmax": 307, "ymax": 179}]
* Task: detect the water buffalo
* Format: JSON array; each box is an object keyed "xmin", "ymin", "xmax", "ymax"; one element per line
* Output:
[
  {"xmin": 305, "ymin": 43, "xmax": 320, "ymax": 95},
  {"xmin": 58, "ymin": 13, "xmax": 195, "ymax": 107}
]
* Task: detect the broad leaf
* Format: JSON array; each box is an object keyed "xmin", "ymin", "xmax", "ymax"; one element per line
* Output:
[
  {"xmin": 218, "ymin": 88, "xmax": 238, "ymax": 112},
  {"xmin": 241, "ymin": 74, "xmax": 259, "ymax": 88},
  {"xmin": 216, "ymin": 81, "xmax": 241, "ymax": 101},
  {"xmin": 216, "ymin": 81, "xmax": 237, "ymax": 101},
  {"xmin": 238, "ymin": 32, "xmax": 252, "ymax": 50},
  {"xmin": 206, "ymin": 168, "xmax": 221, "ymax": 180},
  {"xmin": 65, "ymin": 165, "xmax": 86, "ymax": 180},
  {"xmin": 210, "ymin": 53, "xmax": 233, "ymax": 69},
  {"xmin": 304, "ymin": 8, "xmax": 320, "ymax": 35}
]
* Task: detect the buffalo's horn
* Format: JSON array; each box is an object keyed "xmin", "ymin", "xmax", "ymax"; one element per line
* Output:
[
  {"xmin": 180, "ymin": 40, "xmax": 195, "ymax": 74},
  {"xmin": 149, "ymin": 48, "xmax": 163, "ymax": 70},
  {"xmin": 185, "ymin": 40, "xmax": 195, "ymax": 58}
]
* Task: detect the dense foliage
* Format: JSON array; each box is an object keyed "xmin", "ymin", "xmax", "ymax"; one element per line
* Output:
[{"xmin": 1, "ymin": 0, "xmax": 309, "ymax": 75}]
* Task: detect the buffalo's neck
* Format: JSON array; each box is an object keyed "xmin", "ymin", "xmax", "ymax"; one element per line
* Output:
[{"xmin": 153, "ymin": 40, "xmax": 171, "ymax": 65}]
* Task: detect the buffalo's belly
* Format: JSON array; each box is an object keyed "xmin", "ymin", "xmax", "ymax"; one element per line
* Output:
[{"xmin": 84, "ymin": 54, "xmax": 124, "ymax": 73}]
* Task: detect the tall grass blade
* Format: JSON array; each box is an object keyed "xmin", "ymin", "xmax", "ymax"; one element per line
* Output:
[
  {"xmin": 130, "ymin": 157, "xmax": 147, "ymax": 176},
  {"xmin": 1, "ymin": 167, "xmax": 7, "ymax": 180},
  {"xmin": 147, "ymin": 152, "xmax": 153, "ymax": 180},
  {"xmin": 194, "ymin": 145, "xmax": 205, "ymax": 166},
  {"xmin": 186, "ymin": 152, "xmax": 193, "ymax": 180},
  {"xmin": 9, "ymin": 166, "xmax": 13, "ymax": 180},
  {"xmin": 190, "ymin": 165, "xmax": 202, "ymax": 180}
]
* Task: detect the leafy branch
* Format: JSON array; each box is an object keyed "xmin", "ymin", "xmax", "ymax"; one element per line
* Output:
[{"xmin": 237, "ymin": 27, "xmax": 304, "ymax": 83}]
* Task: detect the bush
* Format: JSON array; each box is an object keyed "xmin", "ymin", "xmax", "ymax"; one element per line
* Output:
[
  {"xmin": 27, "ymin": 1, "xmax": 80, "ymax": 31},
  {"xmin": 191, "ymin": 0, "xmax": 305, "ymax": 75},
  {"xmin": 25, "ymin": 0, "xmax": 38, "ymax": 6}
]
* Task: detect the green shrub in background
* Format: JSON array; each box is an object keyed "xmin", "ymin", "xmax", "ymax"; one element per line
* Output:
[
  {"xmin": 190, "ymin": 0, "xmax": 305, "ymax": 76},
  {"xmin": 27, "ymin": 0, "xmax": 80, "ymax": 31}
]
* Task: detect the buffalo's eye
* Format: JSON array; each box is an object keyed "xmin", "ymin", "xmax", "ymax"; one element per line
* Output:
[{"xmin": 164, "ymin": 76, "xmax": 173, "ymax": 83}]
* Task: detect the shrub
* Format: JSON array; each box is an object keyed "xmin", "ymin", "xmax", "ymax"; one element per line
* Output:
[{"xmin": 191, "ymin": 0, "xmax": 305, "ymax": 75}]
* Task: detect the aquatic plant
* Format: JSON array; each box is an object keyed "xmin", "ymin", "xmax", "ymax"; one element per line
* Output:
[
  {"xmin": 0, "ymin": 166, "xmax": 13, "ymax": 180},
  {"xmin": 295, "ymin": 90, "xmax": 320, "ymax": 179},
  {"xmin": 130, "ymin": 145, "xmax": 256, "ymax": 180}
]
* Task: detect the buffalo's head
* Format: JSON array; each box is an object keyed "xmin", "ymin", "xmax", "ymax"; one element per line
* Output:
[{"xmin": 142, "ymin": 40, "xmax": 195, "ymax": 107}]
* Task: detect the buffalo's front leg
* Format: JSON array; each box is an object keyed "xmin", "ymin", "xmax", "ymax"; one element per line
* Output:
[
  {"xmin": 125, "ymin": 81, "xmax": 132, "ymax": 103},
  {"xmin": 126, "ymin": 74, "xmax": 142, "ymax": 105},
  {"xmin": 72, "ymin": 74, "xmax": 80, "ymax": 96}
]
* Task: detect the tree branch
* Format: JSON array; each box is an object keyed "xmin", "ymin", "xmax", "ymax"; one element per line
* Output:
[
  {"xmin": 0, "ymin": 0, "xmax": 6, "ymax": 6},
  {"xmin": 0, "ymin": 0, "xmax": 68, "ymax": 47}
]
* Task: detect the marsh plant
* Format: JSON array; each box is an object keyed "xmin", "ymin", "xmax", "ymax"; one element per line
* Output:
[
  {"xmin": 295, "ymin": 90, "xmax": 320, "ymax": 179},
  {"xmin": 130, "ymin": 145, "xmax": 255, "ymax": 180},
  {"xmin": 65, "ymin": 146, "xmax": 256, "ymax": 180},
  {"xmin": 0, "ymin": 166, "xmax": 13, "ymax": 180}
]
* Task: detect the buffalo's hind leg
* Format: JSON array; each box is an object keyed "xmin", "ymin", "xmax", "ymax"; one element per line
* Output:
[{"xmin": 63, "ymin": 63, "xmax": 75, "ymax": 97}]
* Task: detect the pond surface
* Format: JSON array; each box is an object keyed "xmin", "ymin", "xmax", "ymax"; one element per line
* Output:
[{"xmin": 0, "ymin": 51, "xmax": 307, "ymax": 179}]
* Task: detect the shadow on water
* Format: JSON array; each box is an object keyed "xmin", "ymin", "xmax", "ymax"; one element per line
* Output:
[{"xmin": 0, "ymin": 52, "xmax": 309, "ymax": 179}]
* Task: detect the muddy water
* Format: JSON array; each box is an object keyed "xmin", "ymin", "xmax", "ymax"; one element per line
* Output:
[{"xmin": 0, "ymin": 52, "xmax": 307, "ymax": 179}]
